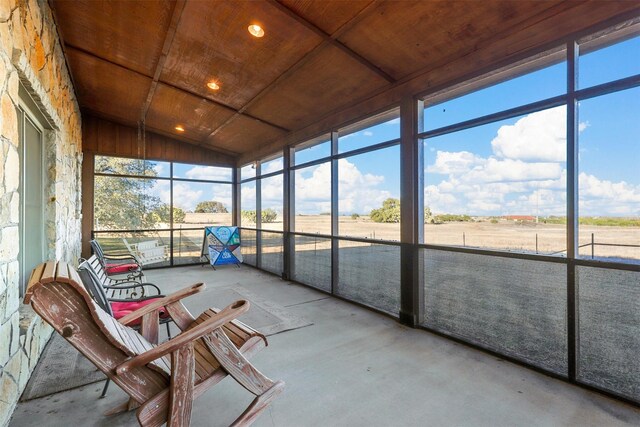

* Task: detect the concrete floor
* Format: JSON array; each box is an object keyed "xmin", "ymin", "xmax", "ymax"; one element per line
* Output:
[{"xmin": 10, "ymin": 264, "xmax": 640, "ymax": 427}]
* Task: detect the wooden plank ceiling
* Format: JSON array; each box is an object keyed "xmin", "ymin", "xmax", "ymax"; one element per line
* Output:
[{"xmin": 52, "ymin": 0, "xmax": 635, "ymax": 160}]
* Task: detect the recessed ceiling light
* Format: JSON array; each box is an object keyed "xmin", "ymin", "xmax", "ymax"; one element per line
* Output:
[
  {"xmin": 174, "ymin": 125, "xmax": 185, "ymax": 132},
  {"xmin": 248, "ymin": 24, "xmax": 264, "ymax": 38},
  {"xmin": 207, "ymin": 81, "xmax": 220, "ymax": 91}
]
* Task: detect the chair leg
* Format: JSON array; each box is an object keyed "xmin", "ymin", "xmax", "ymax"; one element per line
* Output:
[
  {"xmin": 100, "ymin": 379, "xmax": 110, "ymax": 398},
  {"xmin": 230, "ymin": 381, "xmax": 285, "ymax": 427},
  {"xmin": 166, "ymin": 322, "xmax": 172, "ymax": 339}
]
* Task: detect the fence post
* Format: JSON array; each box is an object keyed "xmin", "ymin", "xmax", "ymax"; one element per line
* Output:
[{"xmin": 591, "ymin": 232, "xmax": 594, "ymax": 259}]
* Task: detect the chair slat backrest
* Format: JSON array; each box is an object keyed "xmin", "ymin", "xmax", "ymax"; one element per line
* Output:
[
  {"xmin": 77, "ymin": 259, "xmax": 113, "ymax": 316},
  {"xmin": 90, "ymin": 239, "xmax": 107, "ymax": 267},
  {"xmin": 86, "ymin": 254, "xmax": 111, "ymax": 285}
]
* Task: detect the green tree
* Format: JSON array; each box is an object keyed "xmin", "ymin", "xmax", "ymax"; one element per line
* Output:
[
  {"xmin": 424, "ymin": 206, "xmax": 435, "ymax": 224},
  {"xmin": 194, "ymin": 200, "xmax": 228, "ymax": 213},
  {"xmin": 150, "ymin": 205, "xmax": 186, "ymax": 224},
  {"xmin": 262, "ymin": 208, "xmax": 278, "ymax": 223},
  {"xmin": 94, "ymin": 157, "xmax": 163, "ymax": 229},
  {"xmin": 370, "ymin": 198, "xmax": 400, "ymax": 223},
  {"xmin": 241, "ymin": 209, "xmax": 278, "ymax": 224}
]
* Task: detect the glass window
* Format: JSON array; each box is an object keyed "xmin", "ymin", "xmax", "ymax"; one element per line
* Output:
[
  {"xmin": 424, "ymin": 106, "xmax": 567, "ymax": 254},
  {"xmin": 338, "ymin": 145, "xmax": 401, "ymax": 241},
  {"xmin": 95, "ymin": 155, "xmax": 170, "ymax": 177},
  {"xmin": 172, "ymin": 162, "xmax": 232, "ymax": 182},
  {"xmin": 94, "ymin": 176, "xmax": 170, "ymax": 230},
  {"xmin": 578, "ymin": 26, "xmax": 640, "ymax": 89},
  {"xmin": 295, "ymin": 162, "xmax": 331, "ymax": 235},
  {"xmin": 260, "ymin": 174, "xmax": 283, "ymax": 231},
  {"xmin": 172, "ymin": 181, "xmax": 232, "ymax": 227},
  {"xmin": 578, "ymin": 88, "xmax": 640, "ymax": 262},
  {"xmin": 260, "ymin": 156, "xmax": 283, "ymax": 175},
  {"xmin": 424, "ymin": 54, "xmax": 566, "ymax": 132},
  {"xmin": 241, "ymin": 163, "xmax": 256, "ymax": 180},
  {"xmin": 338, "ymin": 110, "xmax": 400, "ymax": 154},
  {"xmin": 294, "ymin": 136, "xmax": 331, "ymax": 165},
  {"xmin": 241, "ymin": 181, "xmax": 256, "ymax": 228}
]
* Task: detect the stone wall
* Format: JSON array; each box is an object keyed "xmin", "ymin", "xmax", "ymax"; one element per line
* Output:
[{"xmin": 0, "ymin": 0, "xmax": 82, "ymax": 425}]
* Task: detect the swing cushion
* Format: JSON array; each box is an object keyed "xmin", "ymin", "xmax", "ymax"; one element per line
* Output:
[
  {"xmin": 110, "ymin": 299, "xmax": 169, "ymax": 326},
  {"xmin": 105, "ymin": 263, "xmax": 140, "ymax": 275}
]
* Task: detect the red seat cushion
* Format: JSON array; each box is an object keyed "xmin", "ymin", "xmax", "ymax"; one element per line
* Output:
[
  {"xmin": 110, "ymin": 299, "xmax": 170, "ymax": 326},
  {"xmin": 105, "ymin": 263, "xmax": 140, "ymax": 275}
]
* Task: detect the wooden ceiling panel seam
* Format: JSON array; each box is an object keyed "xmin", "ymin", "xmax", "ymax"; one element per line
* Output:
[
  {"xmin": 204, "ymin": 0, "xmax": 390, "ymax": 141},
  {"xmin": 268, "ymin": 0, "xmax": 395, "ymax": 82},
  {"xmin": 243, "ymin": 43, "xmax": 390, "ymax": 129},
  {"xmin": 237, "ymin": 4, "xmax": 640, "ymax": 165}
]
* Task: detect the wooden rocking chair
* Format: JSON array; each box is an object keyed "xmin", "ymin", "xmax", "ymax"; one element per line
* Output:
[{"xmin": 25, "ymin": 261, "xmax": 285, "ymax": 427}]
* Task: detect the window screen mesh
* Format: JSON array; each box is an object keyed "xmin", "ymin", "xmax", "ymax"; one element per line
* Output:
[
  {"xmin": 422, "ymin": 249, "xmax": 568, "ymax": 375},
  {"xmin": 241, "ymin": 229, "xmax": 257, "ymax": 266},
  {"xmin": 260, "ymin": 231, "xmax": 283, "ymax": 276},
  {"xmin": 292, "ymin": 235, "xmax": 331, "ymax": 292},
  {"xmin": 577, "ymin": 266, "xmax": 640, "ymax": 401},
  {"xmin": 337, "ymin": 241, "xmax": 400, "ymax": 316}
]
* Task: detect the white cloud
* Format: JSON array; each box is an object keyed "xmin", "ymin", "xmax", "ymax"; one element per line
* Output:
[
  {"xmin": 579, "ymin": 172, "xmax": 640, "ymax": 215},
  {"xmin": 427, "ymin": 151, "xmax": 483, "ymax": 174},
  {"xmin": 463, "ymin": 158, "xmax": 562, "ymax": 183},
  {"xmin": 241, "ymin": 183, "xmax": 256, "ymax": 209},
  {"xmin": 153, "ymin": 163, "xmax": 166, "ymax": 176},
  {"xmin": 172, "ymin": 183, "xmax": 204, "ymax": 211},
  {"xmin": 491, "ymin": 106, "xmax": 566, "ymax": 162},
  {"xmin": 363, "ymin": 131, "xmax": 373, "ymax": 137},
  {"xmin": 262, "ymin": 158, "xmax": 283, "ymax": 174},
  {"xmin": 184, "ymin": 166, "xmax": 232, "ymax": 181},
  {"xmin": 292, "ymin": 159, "xmax": 393, "ymax": 215},
  {"xmin": 579, "ymin": 121, "xmax": 590, "ymax": 132}
]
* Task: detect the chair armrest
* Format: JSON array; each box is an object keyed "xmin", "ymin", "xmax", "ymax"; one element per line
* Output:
[
  {"xmin": 104, "ymin": 256, "xmax": 142, "ymax": 266},
  {"xmin": 116, "ymin": 299, "xmax": 249, "ymax": 375},
  {"xmin": 107, "ymin": 296, "xmax": 163, "ymax": 303},
  {"xmin": 104, "ymin": 282, "xmax": 161, "ymax": 295},
  {"xmin": 104, "ymin": 250, "xmax": 135, "ymax": 257},
  {"xmin": 116, "ymin": 283, "xmax": 205, "ymax": 325}
]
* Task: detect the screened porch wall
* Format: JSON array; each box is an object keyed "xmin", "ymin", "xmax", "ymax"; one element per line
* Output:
[{"xmin": 237, "ymin": 17, "xmax": 640, "ymax": 407}]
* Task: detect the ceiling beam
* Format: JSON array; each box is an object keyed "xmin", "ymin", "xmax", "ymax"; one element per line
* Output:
[
  {"xmin": 139, "ymin": 0, "xmax": 187, "ymax": 123},
  {"xmin": 205, "ymin": 0, "xmax": 387, "ymax": 142},
  {"xmin": 267, "ymin": 0, "xmax": 395, "ymax": 83}
]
